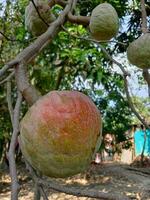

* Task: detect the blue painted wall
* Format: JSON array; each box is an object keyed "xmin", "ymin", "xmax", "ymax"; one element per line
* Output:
[{"xmin": 134, "ymin": 129, "xmax": 150, "ymax": 156}]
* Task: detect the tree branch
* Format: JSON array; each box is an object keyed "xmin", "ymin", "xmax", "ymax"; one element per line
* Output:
[
  {"xmin": 8, "ymin": 91, "xmax": 22, "ymax": 200},
  {"xmin": 24, "ymin": 160, "xmax": 130, "ymax": 200},
  {"xmin": 38, "ymin": 179, "xmax": 130, "ymax": 200},
  {"xmin": 15, "ymin": 62, "xmax": 40, "ymax": 106},
  {"xmin": 67, "ymin": 12, "xmax": 90, "ymax": 26},
  {"xmin": 0, "ymin": 71, "xmax": 14, "ymax": 85},
  {"xmin": 0, "ymin": 60, "xmax": 19, "ymax": 78},
  {"xmin": 142, "ymin": 69, "xmax": 150, "ymax": 97},
  {"xmin": 123, "ymin": 75, "xmax": 149, "ymax": 129},
  {"xmin": 140, "ymin": 0, "xmax": 148, "ymax": 33},
  {"xmin": 6, "ymin": 80, "xmax": 14, "ymax": 125},
  {"xmin": 46, "ymin": 0, "xmax": 90, "ymax": 26}
]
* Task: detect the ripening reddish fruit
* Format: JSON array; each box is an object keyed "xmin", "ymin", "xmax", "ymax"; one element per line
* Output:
[{"xmin": 20, "ymin": 91, "xmax": 102, "ymax": 178}]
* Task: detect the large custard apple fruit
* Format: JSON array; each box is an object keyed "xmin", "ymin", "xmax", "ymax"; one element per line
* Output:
[
  {"xmin": 25, "ymin": 1, "xmax": 55, "ymax": 36},
  {"xmin": 89, "ymin": 3, "xmax": 119, "ymax": 41},
  {"xmin": 127, "ymin": 33, "xmax": 150, "ymax": 69},
  {"xmin": 20, "ymin": 91, "xmax": 102, "ymax": 178}
]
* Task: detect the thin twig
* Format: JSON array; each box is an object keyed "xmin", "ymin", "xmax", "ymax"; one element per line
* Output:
[
  {"xmin": 142, "ymin": 69, "xmax": 150, "ymax": 97},
  {"xmin": 97, "ymin": 43, "xmax": 129, "ymax": 76},
  {"xmin": 8, "ymin": 91, "xmax": 22, "ymax": 200},
  {"xmin": 0, "ymin": 60, "xmax": 19, "ymax": 78},
  {"xmin": 0, "ymin": 31, "xmax": 18, "ymax": 42},
  {"xmin": 6, "ymin": 81, "xmax": 14, "ymax": 125},
  {"xmin": 0, "ymin": 71, "xmax": 15, "ymax": 85},
  {"xmin": 40, "ymin": 186, "xmax": 49, "ymax": 200},
  {"xmin": 123, "ymin": 75, "xmax": 149, "ymax": 129}
]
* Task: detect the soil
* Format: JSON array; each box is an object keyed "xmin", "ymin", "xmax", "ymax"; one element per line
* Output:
[{"xmin": 0, "ymin": 161, "xmax": 150, "ymax": 200}]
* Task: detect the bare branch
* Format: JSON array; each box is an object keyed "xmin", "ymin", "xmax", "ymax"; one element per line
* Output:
[
  {"xmin": 8, "ymin": 91, "xmax": 22, "ymax": 200},
  {"xmin": 140, "ymin": 0, "xmax": 148, "ymax": 33},
  {"xmin": 0, "ymin": 60, "xmax": 19, "ymax": 78},
  {"xmin": 24, "ymin": 160, "xmax": 129, "ymax": 200},
  {"xmin": 97, "ymin": 43, "xmax": 129, "ymax": 76},
  {"xmin": 70, "ymin": 0, "xmax": 77, "ymax": 12},
  {"xmin": 142, "ymin": 69, "xmax": 150, "ymax": 97},
  {"xmin": 40, "ymin": 186, "xmax": 49, "ymax": 200},
  {"xmin": 0, "ymin": 71, "xmax": 14, "ymax": 85},
  {"xmin": 123, "ymin": 75, "xmax": 149, "ymax": 129},
  {"xmin": 38, "ymin": 178, "xmax": 130, "ymax": 200},
  {"xmin": 67, "ymin": 12, "xmax": 90, "ymax": 26},
  {"xmin": 15, "ymin": 62, "xmax": 41, "ymax": 106},
  {"xmin": 6, "ymin": 81, "xmax": 14, "ymax": 125}
]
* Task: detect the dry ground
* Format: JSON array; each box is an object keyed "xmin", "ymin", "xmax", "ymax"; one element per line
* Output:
[{"xmin": 0, "ymin": 162, "xmax": 150, "ymax": 200}]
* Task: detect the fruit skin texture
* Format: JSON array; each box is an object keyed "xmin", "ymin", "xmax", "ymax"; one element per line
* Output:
[
  {"xmin": 20, "ymin": 91, "xmax": 102, "ymax": 178},
  {"xmin": 89, "ymin": 3, "xmax": 119, "ymax": 41},
  {"xmin": 25, "ymin": 1, "xmax": 55, "ymax": 36},
  {"xmin": 127, "ymin": 33, "xmax": 150, "ymax": 69}
]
